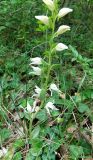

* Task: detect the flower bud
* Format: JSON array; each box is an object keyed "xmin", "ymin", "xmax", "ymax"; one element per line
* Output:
[
  {"xmin": 34, "ymin": 86, "xmax": 41, "ymax": 97},
  {"xmin": 35, "ymin": 106, "xmax": 40, "ymax": 112},
  {"xmin": 55, "ymin": 43, "xmax": 68, "ymax": 51},
  {"xmin": 27, "ymin": 102, "xmax": 32, "ymax": 113},
  {"xmin": 42, "ymin": 0, "xmax": 55, "ymax": 11},
  {"xmin": 31, "ymin": 66, "xmax": 41, "ymax": 75},
  {"xmin": 35, "ymin": 15, "xmax": 49, "ymax": 25},
  {"xmin": 30, "ymin": 57, "xmax": 42, "ymax": 65},
  {"xmin": 56, "ymin": 25, "xmax": 70, "ymax": 36},
  {"xmin": 58, "ymin": 8, "xmax": 73, "ymax": 19}
]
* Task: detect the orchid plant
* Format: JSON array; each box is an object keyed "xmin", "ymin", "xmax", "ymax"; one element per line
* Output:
[
  {"xmin": 1, "ymin": 1, "xmax": 93, "ymax": 159},
  {"xmin": 27, "ymin": 0, "xmax": 72, "ymax": 142}
]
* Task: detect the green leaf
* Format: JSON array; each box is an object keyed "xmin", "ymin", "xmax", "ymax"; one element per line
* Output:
[
  {"xmin": 13, "ymin": 152, "xmax": 22, "ymax": 160},
  {"xmin": 13, "ymin": 139, "xmax": 25, "ymax": 150},
  {"xmin": 69, "ymin": 45, "xmax": 79, "ymax": 58},
  {"xmin": 69, "ymin": 145, "xmax": 83, "ymax": 159},
  {"xmin": 0, "ymin": 26, "xmax": 6, "ymax": 31},
  {"xmin": 78, "ymin": 103, "xmax": 89, "ymax": 113},
  {"xmin": 82, "ymin": 89, "xmax": 93, "ymax": 99},
  {"xmin": 30, "ymin": 138, "xmax": 43, "ymax": 156},
  {"xmin": 31, "ymin": 125, "xmax": 40, "ymax": 139},
  {"xmin": 25, "ymin": 151, "xmax": 34, "ymax": 160},
  {"xmin": 36, "ymin": 109, "xmax": 47, "ymax": 122},
  {"xmin": 0, "ymin": 128, "xmax": 11, "ymax": 143},
  {"xmin": 51, "ymin": 110, "xmax": 60, "ymax": 117},
  {"xmin": 39, "ymin": 89, "xmax": 46, "ymax": 101},
  {"xmin": 30, "ymin": 148, "xmax": 41, "ymax": 157},
  {"xmin": 51, "ymin": 139, "xmax": 62, "ymax": 152}
]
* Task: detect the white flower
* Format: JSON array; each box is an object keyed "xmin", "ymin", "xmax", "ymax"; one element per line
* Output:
[
  {"xmin": 50, "ymin": 83, "xmax": 61, "ymax": 93},
  {"xmin": 58, "ymin": 8, "xmax": 73, "ymax": 19},
  {"xmin": 42, "ymin": 0, "xmax": 55, "ymax": 11},
  {"xmin": 27, "ymin": 102, "xmax": 32, "ymax": 113},
  {"xmin": 33, "ymin": 100, "xmax": 40, "ymax": 112},
  {"xmin": 45, "ymin": 102, "xmax": 58, "ymax": 115},
  {"xmin": 35, "ymin": 106, "xmax": 40, "ymax": 112},
  {"xmin": 35, "ymin": 86, "xmax": 41, "ymax": 96},
  {"xmin": 30, "ymin": 57, "xmax": 42, "ymax": 65},
  {"xmin": 32, "ymin": 86, "xmax": 41, "ymax": 98},
  {"xmin": 35, "ymin": 15, "xmax": 49, "ymax": 25},
  {"xmin": 0, "ymin": 147, "xmax": 8, "ymax": 158},
  {"xmin": 55, "ymin": 43, "xmax": 68, "ymax": 51},
  {"xmin": 56, "ymin": 25, "xmax": 70, "ymax": 36},
  {"xmin": 31, "ymin": 66, "xmax": 41, "ymax": 75},
  {"xmin": 26, "ymin": 101, "xmax": 39, "ymax": 113}
]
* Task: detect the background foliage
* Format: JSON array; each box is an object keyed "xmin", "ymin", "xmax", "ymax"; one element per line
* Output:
[{"xmin": 0, "ymin": 0, "xmax": 93, "ymax": 159}]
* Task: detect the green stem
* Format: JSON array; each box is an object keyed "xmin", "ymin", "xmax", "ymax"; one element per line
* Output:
[
  {"xmin": 40, "ymin": 12, "xmax": 56, "ymax": 108},
  {"xmin": 29, "ymin": 114, "xmax": 33, "ymax": 139}
]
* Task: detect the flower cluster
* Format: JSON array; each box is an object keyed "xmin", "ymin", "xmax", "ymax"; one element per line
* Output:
[
  {"xmin": 26, "ymin": 83, "xmax": 61, "ymax": 115},
  {"xmin": 29, "ymin": 0, "xmax": 73, "ymax": 115}
]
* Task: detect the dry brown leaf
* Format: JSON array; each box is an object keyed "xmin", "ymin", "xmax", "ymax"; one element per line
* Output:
[
  {"xmin": 60, "ymin": 93, "xmax": 66, "ymax": 99},
  {"xmin": 67, "ymin": 126, "xmax": 76, "ymax": 133}
]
